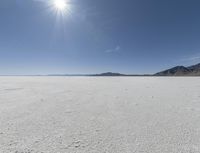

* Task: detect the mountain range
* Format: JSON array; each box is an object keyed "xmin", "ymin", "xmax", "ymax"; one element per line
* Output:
[
  {"xmin": 46, "ymin": 63, "xmax": 200, "ymax": 76},
  {"xmin": 154, "ymin": 63, "xmax": 200, "ymax": 76},
  {"xmin": 93, "ymin": 63, "xmax": 200, "ymax": 76}
]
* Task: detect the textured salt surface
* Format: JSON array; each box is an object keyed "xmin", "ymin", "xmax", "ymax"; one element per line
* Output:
[{"xmin": 0, "ymin": 77, "xmax": 200, "ymax": 153}]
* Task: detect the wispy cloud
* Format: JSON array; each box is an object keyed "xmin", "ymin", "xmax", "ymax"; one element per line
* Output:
[
  {"xmin": 105, "ymin": 46, "xmax": 121, "ymax": 53},
  {"xmin": 177, "ymin": 54, "xmax": 200, "ymax": 66},
  {"xmin": 180, "ymin": 55, "xmax": 200, "ymax": 62}
]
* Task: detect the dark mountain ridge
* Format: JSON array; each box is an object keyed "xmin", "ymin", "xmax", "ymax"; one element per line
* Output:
[{"xmin": 155, "ymin": 63, "xmax": 200, "ymax": 76}]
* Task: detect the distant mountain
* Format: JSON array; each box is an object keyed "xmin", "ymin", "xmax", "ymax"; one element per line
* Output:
[
  {"xmin": 48, "ymin": 72, "xmax": 127, "ymax": 76},
  {"xmin": 187, "ymin": 63, "xmax": 200, "ymax": 75},
  {"xmin": 155, "ymin": 63, "xmax": 200, "ymax": 76},
  {"xmin": 92, "ymin": 72, "xmax": 126, "ymax": 76},
  {"xmin": 92, "ymin": 72, "xmax": 151, "ymax": 76}
]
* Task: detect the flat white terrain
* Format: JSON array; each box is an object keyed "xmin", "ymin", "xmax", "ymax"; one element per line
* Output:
[{"xmin": 0, "ymin": 77, "xmax": 200, "ymax": 153}]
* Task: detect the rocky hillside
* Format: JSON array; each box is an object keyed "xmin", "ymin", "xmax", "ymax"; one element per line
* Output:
[{"xmin": 155, "ymin": 63, "xmax": 200, "ymax": 76}]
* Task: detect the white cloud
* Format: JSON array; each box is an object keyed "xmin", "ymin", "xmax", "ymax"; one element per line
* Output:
[
  {"xmin": 105, "ymin": 46, "xmax": 121, "ymax": 53},
  {"xmin": 181, "ymin": 55, "xmax": 200, "ymax": 62},
  {"xmin": 177, "ymin": 53, "xmax": 200, "ymax": 66}
]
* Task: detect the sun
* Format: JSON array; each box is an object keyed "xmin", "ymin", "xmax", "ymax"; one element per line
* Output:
[
  {"xmin": 47, "ymin": 0, "xmax": 71, "ymax": 18},
  {"xmin": 53, "ymin": 0, "xmax": 67, "ymax": 11}
]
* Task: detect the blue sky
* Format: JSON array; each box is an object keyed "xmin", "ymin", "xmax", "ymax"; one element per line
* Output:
[{"xmin": 0, "ymin": 0, "xmax": 200, "ymax": 75}]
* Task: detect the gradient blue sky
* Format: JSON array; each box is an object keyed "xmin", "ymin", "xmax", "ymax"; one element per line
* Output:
[{"xmin": 0, "ymin": 0, "xmax": 200, "ymax": 75}]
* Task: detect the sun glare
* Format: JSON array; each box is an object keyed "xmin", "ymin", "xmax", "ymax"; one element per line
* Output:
[
  {"xmin": 54, "ymin": 0, "xmax": 67, "ymax": 11},
  {"xmin": 47, "ymin": 0, "xmax": 71, "ymax": 19}
]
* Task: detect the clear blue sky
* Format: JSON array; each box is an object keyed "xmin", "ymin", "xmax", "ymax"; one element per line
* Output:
[{"xmin": 0, "ymin": 0, "xmax": 200, "ymax": 75}]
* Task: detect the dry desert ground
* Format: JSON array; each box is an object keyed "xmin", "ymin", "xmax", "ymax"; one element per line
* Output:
[{"xmin": 0, "ymin": 77, "xmax": 200, "ymax": 153}]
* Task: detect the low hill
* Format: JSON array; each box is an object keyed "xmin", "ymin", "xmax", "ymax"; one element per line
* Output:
[{"xmin": 92, "ymin": 72, "xmax": 126, "ymax": 76}]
